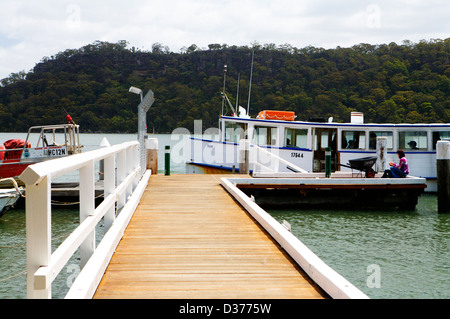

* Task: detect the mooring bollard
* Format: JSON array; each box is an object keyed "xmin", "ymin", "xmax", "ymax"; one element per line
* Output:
[
  {"xmin": 146, "ymin": 138, "xmax": 158, "ymax": 175},
  {"xmin": 437, "ymin": 140, "xmax": 450, "ymax": 213},
  {"xmin": 325, "ymin": 147, "xmax": 331, "ymax": 178},
  {"xmin": 165, "ymin": 145, "xmax": 170, "ymax": 176},
  {"xmin": 239, "ymin": 139, "xmax": 250, "ymax": 174},
  {"xmin": 376, "ymin": 136, "xmax": 387, "ymax": 173}
]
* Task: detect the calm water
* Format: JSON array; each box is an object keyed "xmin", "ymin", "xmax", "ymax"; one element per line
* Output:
[
  {"xmin": 0, "ymin": 133, "xmax": 449, "ymax": 299},
  {"xmin": 269, "ymin": 194, "xmax": 450, "ymax": 299}
]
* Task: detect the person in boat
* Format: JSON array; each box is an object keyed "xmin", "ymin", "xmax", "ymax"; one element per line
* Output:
[
  {"xmin": 382, "ymin": 150, "xmax": 409, "ymax": 178},
  {"xmin": 408, "ymin": 141, "xmax": 419, "ymax": 149}
]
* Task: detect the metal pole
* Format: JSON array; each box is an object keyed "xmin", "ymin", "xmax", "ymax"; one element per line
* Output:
[
  {"xmin": 247, "ymin": 50, "xmax": 254, "ymax": 115},
  {"xmin": 135, "ymin": 89, "xmax": 154, "ymax": 177},
  {"xmin": 221, "ymin": 65, "xmax": 227, "ymax": 116},
  {"xmin": 138, "ymin": 105, "xmax": 146, "ymax": 176},
  {"xmin": 165, "ymin": 145, "xmax": 171, "ymax": 176},
  {"xmin": 325, "ymin": 147, "xmax": 331, "ymax": 178},
  {"xmin": 437, "ymin": 140, "xmax": 450, "ymax": 213}
]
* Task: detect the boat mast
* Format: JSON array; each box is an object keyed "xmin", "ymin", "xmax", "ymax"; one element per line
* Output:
[
  {"xmin": 236, "ymin": 73, "xmax": 240, "ymax": 113},
  {"xmin": 221, "ymin": 64, "xmax": 227, "ymax": 116},
  {"xmin": 247, "ymin": 50, "xmax": 254, "ymax": 116}
]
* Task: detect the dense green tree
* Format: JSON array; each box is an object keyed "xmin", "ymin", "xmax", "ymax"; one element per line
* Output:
[{"xmin": 0, "ymin": 38, "xmax": 448, "ymax": 133}]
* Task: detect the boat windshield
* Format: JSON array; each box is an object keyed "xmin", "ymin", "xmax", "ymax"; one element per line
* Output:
[{"xmin": 24, "ymin": 124, "xmax": 82, "ymax": 154}]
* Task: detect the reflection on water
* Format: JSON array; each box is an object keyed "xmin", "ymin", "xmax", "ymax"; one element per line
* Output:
[{"xmin": 269, "ymin": 193, "xmax": 450, "ymax": 299}]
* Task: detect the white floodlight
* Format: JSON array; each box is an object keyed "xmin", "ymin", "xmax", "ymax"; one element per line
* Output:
[{"xmin": 129, "ymin": 86, "xmax": 143, "ymax": 101}]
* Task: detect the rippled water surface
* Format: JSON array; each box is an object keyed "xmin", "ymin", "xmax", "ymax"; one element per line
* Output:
[{"xmin": 269, "ymin": 194, "xmax": 450, "ymax": 299}]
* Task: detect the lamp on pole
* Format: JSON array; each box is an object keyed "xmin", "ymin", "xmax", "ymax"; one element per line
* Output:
[
  {"xmin": 129, "ymin": 86, "xmax": 143, "ymax": 101},
  {"xmin": 129, "ymin": 86, "xmax": 154, "ymax": 176}
]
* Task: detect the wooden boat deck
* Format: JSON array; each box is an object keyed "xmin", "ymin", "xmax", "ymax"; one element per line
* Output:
[{"xmin": 93, "ymin": 174, "xmax": 328, "ymax": 299}]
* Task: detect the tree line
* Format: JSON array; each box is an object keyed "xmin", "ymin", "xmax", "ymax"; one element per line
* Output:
[{"xmin": 0, "ymin": 38, "xmax": 448, "ymax": 133}]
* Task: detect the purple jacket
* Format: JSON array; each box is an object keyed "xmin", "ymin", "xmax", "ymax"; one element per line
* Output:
[{"xmin": 394, "ymin": 157, "xmax": 409, "ymax": 174}]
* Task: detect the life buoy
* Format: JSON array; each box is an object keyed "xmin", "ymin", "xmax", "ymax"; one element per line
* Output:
[{"xmin": 257, "ymin": 110, "xmax": 296, "ymax": 121}]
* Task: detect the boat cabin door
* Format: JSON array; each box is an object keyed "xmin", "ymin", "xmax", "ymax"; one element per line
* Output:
[{"xmin": 312, "ymin": 128, "xmax": 339, "ymax": 172}]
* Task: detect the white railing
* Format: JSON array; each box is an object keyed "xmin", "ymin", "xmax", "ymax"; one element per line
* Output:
[
  {"xmin": 240, "ymin": 140, "xmax": 307, "ymax": 175},
  {"xmin": 221, "ymin": 177, "xmax": 369, "ymax": 299},
  {"xmin": 20, "ymin": 141, "xmax": 151, "ymax": 299}
]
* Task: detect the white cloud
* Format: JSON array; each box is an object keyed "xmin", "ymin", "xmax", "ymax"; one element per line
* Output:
[{"xmin": 0, "ymin": 0, "xmax": 448, "ymax": 79}]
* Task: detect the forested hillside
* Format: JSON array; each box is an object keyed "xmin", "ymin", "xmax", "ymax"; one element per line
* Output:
[{"xmin": 0, "ymin": 39, "xmax": 449, "ymax": 133}]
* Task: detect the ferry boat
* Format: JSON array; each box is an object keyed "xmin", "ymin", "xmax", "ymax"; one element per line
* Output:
[
  {"xmin": 188, "ymin": 110, "xmax": 450, "ymax": 192},
  {"xmin": 0, "ymin": 121, "xmax": 82, "ymax": 181}
]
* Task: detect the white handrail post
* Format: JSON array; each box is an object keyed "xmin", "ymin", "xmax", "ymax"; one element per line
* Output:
[
  {"xmin": 103, "ymin": 154, "xmax": 116, "ymax": 230},
  {"xmin": 26, "ymin": 175, "xmax": 51, "ymax": 299},
  {"xmin": 79, "ymin": 160, "xmax": 95, "ymax": 269},
  {"xmin": 117, "ymin": 149, "xmax": 126, "ymax": 209},
  {"xmin": 126, "ymin": 146, "xmax": 134, "ymax": 199},
  {"xmin": 133, "ymin": 144, "xmax": 140, "ymax": 188}
]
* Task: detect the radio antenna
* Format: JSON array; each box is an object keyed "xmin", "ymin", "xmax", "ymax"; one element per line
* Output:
[
  {"xmin": 221, "ymin": 64, "xmax": 227, "ymax": 116},
  {"xmin": 247, "ymin": 50, "xmax": 254, "ymax": 115},
  {"xmin": 236, "ymin": 72, "xmax": 240, "ymax": 112}
]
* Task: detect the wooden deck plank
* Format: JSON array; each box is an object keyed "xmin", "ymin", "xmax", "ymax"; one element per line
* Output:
[{"xmin": 93, "ymin": 174, "xmax": 328, "ymax": 299}]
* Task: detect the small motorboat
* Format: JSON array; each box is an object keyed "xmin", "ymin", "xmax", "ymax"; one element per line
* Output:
[
  {"xmin": 0, "ymin": 117, "xmax": 82, "ymax": 181},
  {"xmin": 0, "ymin": 177, "xmax": 24, "ymax": 217}
]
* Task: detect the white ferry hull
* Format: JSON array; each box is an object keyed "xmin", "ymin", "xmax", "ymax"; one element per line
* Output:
[{"xmin": 187, "ymin": 115, "xmax": 445, "ymax": 192}]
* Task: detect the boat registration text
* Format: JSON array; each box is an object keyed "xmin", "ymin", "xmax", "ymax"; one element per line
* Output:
[{"xmin": 23, "ymin": 146, "xmax": 68, "ymax": 158}]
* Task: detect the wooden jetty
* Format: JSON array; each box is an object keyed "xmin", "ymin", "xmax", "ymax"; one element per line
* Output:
[
  {"xmin": 93, "ymin": 174, "xmax": 328, "ymax": 299},
  {"xmin": 22, "ymin": 140, "xmax": 368, "ymax": 299}
]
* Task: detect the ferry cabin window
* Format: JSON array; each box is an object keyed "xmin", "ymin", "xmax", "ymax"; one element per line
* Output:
[
  {"xmin": 254, "ymin": 126, "xmax": 277, "ymax": 146},
  {"xmin": 224, "ymin": 122, "xmax": 246, "ymax": 143},
  {"xmin": 369, "ymin": 131, "xmax": 393, "ymax": 150},
  {"xmin": 313, "ymin": 128, "xmax": 336, "ymax": 150},
  {"xmin": 285, "ymin": 128, "xmax": 307, "ymax": 149},
  {"xmin": 341, "ymin": 131, "xmax": 366, "ymax": 149},
  {"xmin": 432, "ymin": 131, "xmax": 450, "ymax": 149},
  {"xmin": 399, "ymin": 131, "xmax": 427, "ymax": 150}
]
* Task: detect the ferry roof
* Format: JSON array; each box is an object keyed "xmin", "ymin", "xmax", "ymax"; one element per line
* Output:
[{"xmin": 220, "ymin": 115, "xmax": 450, "ymax": 128}]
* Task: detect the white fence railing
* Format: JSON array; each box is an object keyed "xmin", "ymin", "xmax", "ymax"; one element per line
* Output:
[
  {"xmin": 238, "ymin": 140, "xmax": 308, "ymax": 175},
  {"xmin": 221, "ymin": 177, "xmax": 369, "ymax": 299},
  {"xmin": 20, "ymin": 141, "xmax": 151, "ymax": 299}
]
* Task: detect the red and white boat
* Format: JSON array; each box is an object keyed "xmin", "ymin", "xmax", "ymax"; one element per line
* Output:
[
  {"xmin": 0, "ymin": 116, "xmax": 83, "ymax": 217},
  {"xmin": 0, "ymin": 121, "xmax": 82, "ymax": 181}
]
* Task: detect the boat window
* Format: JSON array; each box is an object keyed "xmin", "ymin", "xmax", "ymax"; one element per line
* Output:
[
  {"xmin": 432, "ymin": 131, "xmax": 450, "ymax": 149},
  {"xmin": 341, "ymin": 131, "xmax": 366, "ymax": 150},
  {"xmin": 285, "ymin": 128, "xmax": 307, "ymax": 149},
  {"xmin": 399, "ymin": 131, "xmax": 427, "ymax": 150},
  {"xmin": 313, "ymin": 128, "xmax": 337, "ymax": 151},
  {"xmin": 224, "ymin": 122, "xmax": 246, "ymax": 143},
  {"xmin": 368, "ymin": 131, "xmax": 393, "ymax": 150},
  {"xmin": 254, "ymin": 126, "xmax": 277, "ymax": 146}
]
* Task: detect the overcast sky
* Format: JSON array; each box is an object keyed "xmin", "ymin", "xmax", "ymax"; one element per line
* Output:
[{"xmin": 0, "ymin": 0, "xmax": 448, "ymax": 80}]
